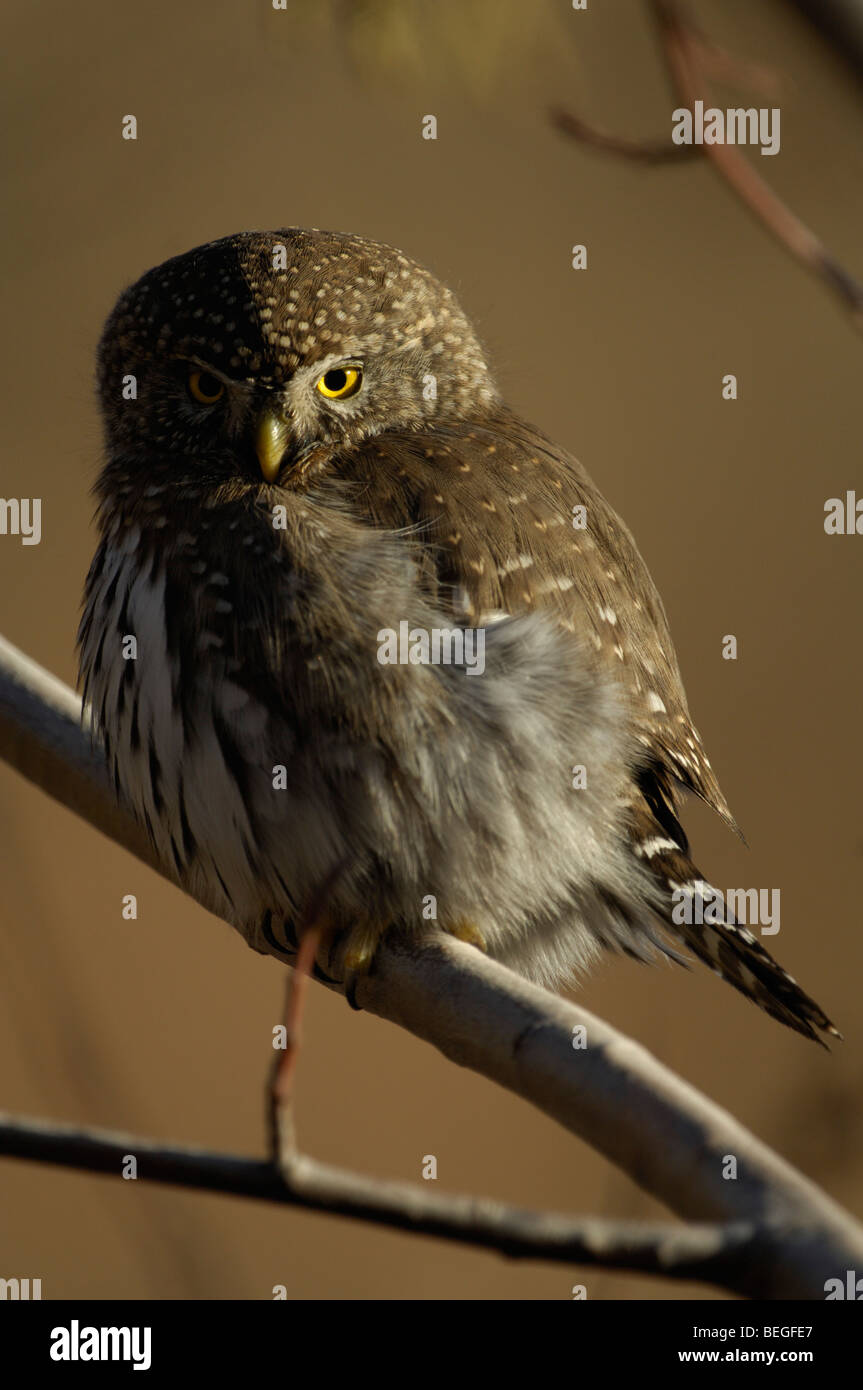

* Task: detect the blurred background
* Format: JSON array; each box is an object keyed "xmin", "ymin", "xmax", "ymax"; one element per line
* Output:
[{"xmin": 1, "ymin": 0, "xmax": 861, "ymax": 1300}]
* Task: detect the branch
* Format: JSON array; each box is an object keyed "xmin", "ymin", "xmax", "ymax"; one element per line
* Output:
[
  {"xmin": 2, "ymin": 631, "xmax": 863, "ymax": 1297},
  {"xmin": 551, "ymin": 0, "xmax": 863, "ymax": 327},
  {"xmin": 0, "ymin": 1110, "xmax": 758, "ymax": 1285},
  {"xmin": 550, "ymin": 109, "xmax": 699, "ymax": 163},
  {"xmin": 651, "ymin": 0, "xmax": 863, "ymax": 324}
]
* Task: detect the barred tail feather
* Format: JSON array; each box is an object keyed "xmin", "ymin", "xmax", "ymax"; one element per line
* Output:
[
  {"xmin": 628, "ymin": 770, "xmax": 840, "ymax": 1044},
  {"xmin": 654, "ymin": 847, "xmax": 840, "ymax": 1046}
]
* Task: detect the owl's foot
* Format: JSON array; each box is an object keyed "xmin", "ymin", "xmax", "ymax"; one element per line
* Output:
[
  {"xmin": 342, "ymin": 916, "xmax": 387, "ymax": 1011},
  {"xmin": 442, "ymin": 918, "xmax": 488, "ymax": 953},
  {"xmin": 341, "ymin": 917, "xmax": 487, "ymax": 1008}
]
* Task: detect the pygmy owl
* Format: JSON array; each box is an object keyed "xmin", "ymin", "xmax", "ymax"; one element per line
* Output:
[{"xmin": 79, "ymin": 228, "xmax": 837, "ymax": 1043}]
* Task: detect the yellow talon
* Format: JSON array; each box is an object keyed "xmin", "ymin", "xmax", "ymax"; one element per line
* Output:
[
  {"xmin": 341, "ymin": 917, "xmax": 488, "ymax": 1008},
  {"xmin": 443, "ymin": 919, "xmax": 488, "ymax": 953},
  {"xmin": 342, "ymin": 917, "xmax": 385, "ymax": 1010}
]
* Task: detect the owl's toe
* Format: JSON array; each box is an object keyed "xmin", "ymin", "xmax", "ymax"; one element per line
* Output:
[
  {"xmin": 342, "ymin": 918, "xmax": 386, "ymax": 1010},
  {"xmin": 442, "ymin": 918, "xmax": 488, "ymax": 953}
]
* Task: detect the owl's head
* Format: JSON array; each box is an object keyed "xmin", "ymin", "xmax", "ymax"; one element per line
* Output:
[{"xmin": 97, "ymin": 228, "xmax": 497, "ymax": 492}]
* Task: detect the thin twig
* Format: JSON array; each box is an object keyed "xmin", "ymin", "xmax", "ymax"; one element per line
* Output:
[
  {"xmin": 549, "ymin": 108, "xmax": 698, "ymax": 162},
  {"xmin": 551, "ymin": 0, "xmax": 863, "ymax": 327},
  {"xmin": 269, "ymin": 921, "xmax": 324, "ymax": 1163},
  {"xmin": 0, "ymin": 1110, "xmax": 761, "ymax": 1286},
  {"xmin": 650, "ymin": 0, "xmax": 863, "ymax": 325}
]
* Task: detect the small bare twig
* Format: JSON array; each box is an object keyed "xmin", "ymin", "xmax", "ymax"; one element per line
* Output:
[
  {"xmin": 550, "ymin": 109, "xmax": 698, "ymax": 163},
  {"xmin": 268, "ymin": 920, "xmax": 325, "ymax": 1164},
  {"xmin": 551, "ymin": 0, "xmax": 863, "ymax": 327},
  {"xmin": 651, "ymin": 0, "xmax": 863, "ymax": 325},
  {"xmin": 0, "ymin": 1110, "xmax": 761, "ymax": 1286}
]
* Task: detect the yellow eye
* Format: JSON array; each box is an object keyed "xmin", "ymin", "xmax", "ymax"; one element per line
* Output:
[
  {"xmin": 316, "ymin": 365, "xmax": 362, "ymax": 400},
  {"xmin": 188, "ymin": 369, "xmax": 225, "ymax": 405}
]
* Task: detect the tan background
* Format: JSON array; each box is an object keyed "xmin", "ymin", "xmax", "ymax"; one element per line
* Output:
[{"xmin": 1, "ymin": 0, "xmax": 861, "ymax": 1300}]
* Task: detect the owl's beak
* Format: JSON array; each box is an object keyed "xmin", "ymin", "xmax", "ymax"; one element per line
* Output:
[{"xmin": 255, "ymin": 406, "xmax": 292, "ymax": 483}]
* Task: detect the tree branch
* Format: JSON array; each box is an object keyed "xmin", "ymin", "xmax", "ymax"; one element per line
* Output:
[
  {"xmin": 650, "ymin": 0, "xmax": 863, "ymax": 325},
  {"xmin": 550, "ymin": 109, "xmax": 699, "ymax": 163},
  {"xmin": 0, "ymin": 1110, "xmax": 759, "ymax": 1285},
  {"xmin": 2, "ymin": 631, "xmax": 862, "ymax": 1297},
  {"xmin": 551, "ymin": 0, "xmax": 863, "ymax": 328}
]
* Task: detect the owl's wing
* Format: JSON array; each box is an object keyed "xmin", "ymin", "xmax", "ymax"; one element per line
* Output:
[
  {"xmin": 345, "ymin": 414, "xmax": 842, "ymax": 1042},
  {"xmin": 348, "ymin": 406, "xmax": 737, "ymax": 831}
]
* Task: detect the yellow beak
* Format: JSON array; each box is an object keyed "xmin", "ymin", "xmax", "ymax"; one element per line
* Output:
[{"xmin": 255, "ymin": 406, "xmax": 292, "ymax": 483}]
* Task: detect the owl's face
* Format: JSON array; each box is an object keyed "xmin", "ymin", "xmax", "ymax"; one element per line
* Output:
[{"xmin": 97, "ymin": 228, "xmax": 497, "ymax": 496}]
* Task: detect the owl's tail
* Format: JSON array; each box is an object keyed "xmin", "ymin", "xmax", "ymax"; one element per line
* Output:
[{"xmin": 630, "ymin": 773, "xmax": 840, "ymax": 1045}]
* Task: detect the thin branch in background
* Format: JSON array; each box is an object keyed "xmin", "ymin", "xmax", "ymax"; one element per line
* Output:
[
  {"xmin": 651, "ymin": 0, "xmax": 863, "ymax": 324},
  {"xmin": 551, "ymin": 0, "xmax": 863, "ymax": 328},
  {"xmin": 2, "ymin": 631, "xmax": 863, "ymax": 1298},
  {"xmin": 689, "ymin": 28, "xmax": 783, "ymax": 95},
  {"xmin": 549, "ymin": 109, "xmax": 699, "ymax": 163},
  {"xmin": 0, "ymin": 1110, "xmax": 763, "ymax": 1288},
  {"xmin": 268, "ymin": 920, "xmax": 325, "ymax": 1163}
]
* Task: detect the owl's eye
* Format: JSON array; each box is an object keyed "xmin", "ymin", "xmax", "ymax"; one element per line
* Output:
[
  {"xmin": 187, "ymin": 370, "xmax": 225, "ymax": 405},
  {"xmin": 316, "ymin": 366, "xmax": 362, "ymax": 400}
]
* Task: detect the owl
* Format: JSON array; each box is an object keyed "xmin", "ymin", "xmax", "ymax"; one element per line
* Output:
[{"xmin": 78, "ymin": 228, "xmax": 837, "ymax": 1043}]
